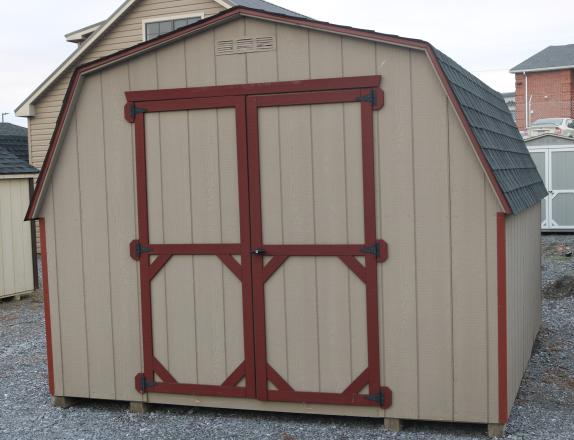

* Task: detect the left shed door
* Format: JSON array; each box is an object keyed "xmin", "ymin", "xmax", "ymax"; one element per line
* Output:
[{"xmin": 130, "ymin": 96, "xmax": 256, "ymax": 398}]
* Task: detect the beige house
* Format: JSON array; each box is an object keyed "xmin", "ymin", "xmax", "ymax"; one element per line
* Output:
[{"xmin": 24, "ymin": 5, "xmax": 545, "ymax": 438}]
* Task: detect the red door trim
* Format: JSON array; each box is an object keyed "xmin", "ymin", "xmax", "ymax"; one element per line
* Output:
[
  {"xmin": 125, "ymin": 76, "xmax": 383, "ymax": 104},
  {"xmin": 497, "ymin": 212, "xmax": 508, "ymax": 423},
  {"xmin": 246, "ymin": 89, "xmax": 391, "ymax": 408},
  {"xmin": 132, "ymin": 96, "xmax": 255, "ymax": 398},
  {"xmin": 39, "ymin": 218, "xmax": 55, "ymax": 396}
]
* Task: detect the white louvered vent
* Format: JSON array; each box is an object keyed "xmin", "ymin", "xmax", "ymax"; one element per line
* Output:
[{"xmin": 216, "ymin": 36, "xmax": 276, "ymax": 55}]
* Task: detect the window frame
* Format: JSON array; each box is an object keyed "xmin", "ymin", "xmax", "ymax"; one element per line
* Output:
[{"xmin": 142, "ymin": 12, "xmax": 205, "ymax": 41}]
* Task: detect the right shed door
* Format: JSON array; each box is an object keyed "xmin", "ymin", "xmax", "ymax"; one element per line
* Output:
[{"xmin": 247, "ymin": 90, "xmax": 389, "ymax": 407}]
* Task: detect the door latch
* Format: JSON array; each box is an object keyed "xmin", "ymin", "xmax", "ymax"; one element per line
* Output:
[{"xmin": 251, "ymin": 248, "xmax": 266, "ymax": 256}]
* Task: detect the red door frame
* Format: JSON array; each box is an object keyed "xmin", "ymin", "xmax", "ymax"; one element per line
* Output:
[
  {"xmin": 246, "ymin": 89, "xmax": 390, "ymax": 407},
  {"xmin": 126, "ymin": 76, "xmax": 390, "ymax": 407},
  {"xmin": 129, "ymin": 95, "xmax": 255, "ymax": 398}
]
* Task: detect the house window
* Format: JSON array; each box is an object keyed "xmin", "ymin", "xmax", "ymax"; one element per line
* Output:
[{"xmin": 144, "ymin": 15, "xmax": 203, "ymax": 41}]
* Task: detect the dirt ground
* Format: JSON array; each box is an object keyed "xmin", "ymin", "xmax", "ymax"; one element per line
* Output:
[{"xmin": 0, "ymin": 235, "xmax": 573, "ymax": 439}]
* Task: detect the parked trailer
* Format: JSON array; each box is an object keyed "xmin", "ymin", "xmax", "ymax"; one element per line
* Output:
[{"xmin": 26, "ymin": 7, "xmax": 545, "ymax": 437}]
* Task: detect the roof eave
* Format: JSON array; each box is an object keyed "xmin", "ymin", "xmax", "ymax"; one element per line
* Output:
[
  {"xmin": 25, "ymin": 6, "xmax": 513, "ymax": 219},
  {"xmin": 510, "ymin": 64, "xmax": 574, "ymax": 74}
]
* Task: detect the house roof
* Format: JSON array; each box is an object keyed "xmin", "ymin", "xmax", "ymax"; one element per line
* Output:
[
  {"xmin": 0, "ymin": 123, "xmax": 29, "ymax": 162},
  {"xmin": 15, "ymin": 0, "xmax": 305, "ymax": 116},
  {"xmin": 435, "ymin": 50, "xmax": 547, "ymax": 213},
  {"xmin": 510, "ymin": 44, "xmax": 574, "ymax": 73},
  {"xmin": 26, "ymin": 6, "xmax": 545, "ymax": 219},
  {"xmin": 0, "ymin": 148, "xmax": 38, "ymax": 176}
]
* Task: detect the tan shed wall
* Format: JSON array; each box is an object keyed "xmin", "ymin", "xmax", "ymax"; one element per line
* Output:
[
  {"xmin": 0, "ymin": 178, "xmax": 35, "ymax": 298},
  {"xmin": 505, "ymin": 204, "xmax": 541, "ymax": 411},
  {"xmin": 39, "ymin": 17, "xmax": 505, "ymax": 423}
]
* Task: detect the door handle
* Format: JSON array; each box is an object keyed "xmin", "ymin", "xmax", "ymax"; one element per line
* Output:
[{"xmin": 251, "ymin": 248, "xmax": 266, "ymax": 256}]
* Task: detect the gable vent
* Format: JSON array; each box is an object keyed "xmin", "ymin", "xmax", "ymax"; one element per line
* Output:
[{"xmin": 216, "ymin": 36, "xmax": 276, "ymax": 55}]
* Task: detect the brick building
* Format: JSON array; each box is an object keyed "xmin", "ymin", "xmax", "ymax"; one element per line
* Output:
[{"xmin": 510, "ymin": 44, "xmax": 574, "ymax": 131}]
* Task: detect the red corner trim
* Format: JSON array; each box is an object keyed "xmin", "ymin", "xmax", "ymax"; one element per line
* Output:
[
  {"xmin": 25, "ymin": 6, "xmax": 512, "ymax": 220},
  {"xmin": 39, "ymin": 218, "xmax": 55, "ymax": 396},
  {"xmin": 497, "ymin": 212, "xmax": 508, "ymax": 423}
]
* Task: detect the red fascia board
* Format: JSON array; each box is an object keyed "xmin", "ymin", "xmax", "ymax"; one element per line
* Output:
[
  {"xmin": 497, "ymin": 212, "xmax": 508, "ymax": 423},
  {"xmin": 39, "ymin": 218, "xmax": 55, "ymax": 395},
  {"xmin": 25, "ymin": 5, "xmax": 512, "ymax": 220}
]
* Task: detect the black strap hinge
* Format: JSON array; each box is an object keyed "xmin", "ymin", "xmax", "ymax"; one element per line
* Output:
[
  {"xmin": 356, "ymin": 89, "xmax": 377, "ymax": 106},
  {"xmin": 125, "ymin": 102, "xmax": 146, "ymax": 123},
  {"xmin": 360, "ymin": 241, "xmax": 380, "ymax": 258},
  {"xmin": 365, "ymin": 391, "xmax": 386, "ymax": 406},
  {"xmin": 130, "ymin": 239, "xmax": 153, "ymax": 260},
  {"xmin": 135, "ymin": 373, "xmax": 155, "ymax": 394}
]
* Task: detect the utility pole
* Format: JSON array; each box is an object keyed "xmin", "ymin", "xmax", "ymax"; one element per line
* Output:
[{"xmin": 1, "ymin": 113, "xmax": 9, "ymax": 123}]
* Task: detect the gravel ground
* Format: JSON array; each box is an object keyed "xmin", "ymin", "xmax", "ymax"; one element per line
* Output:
[{"xmin": 1, "ymin": 237, "xmax": 573, "ymax": 440}]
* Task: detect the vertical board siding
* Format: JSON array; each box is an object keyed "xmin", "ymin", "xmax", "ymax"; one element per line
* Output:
[
  {"xmin": 43, "ymin": 189, "xmax": 64, "ymax": 395},
  {"xmin": 375, "ymin": 44, "xmax": 418, "ymax": 418},
  {"xmin": 50, "ymin": 113, "xmax": 90, "ymax": 397},
  {"xmin": 448, "ymin": 107, "xmax": 488, "ymax": 422},
  {"xmin": 101, "ymin": 62, "xmax": 143, "ymax": 402},
  {"xmin": 411, "ymin": 50, "xmax": 453, "ymax": 421},
  {"xmin": 75, "ymin": 74, "xmax": 116, "ymax": 399},
  {"xmin": 38, "ymin": 18, "xmax": 508, "ymax": 421},
  {"xmin": 0, "ymin": 179, "xmax": 34, "ymax": 298},
  {"xmin": 505, "ymin": 204, "xmax": 541, "ymax": 411}
]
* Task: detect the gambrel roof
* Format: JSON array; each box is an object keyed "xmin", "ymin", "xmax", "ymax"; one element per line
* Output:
[{"xmin": 26, "ymin": 6, "xmax": 545, "ymax": 219}]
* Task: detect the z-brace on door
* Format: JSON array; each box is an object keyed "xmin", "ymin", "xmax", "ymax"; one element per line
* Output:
[{"xmin": 125, "ymin": 76, "xmax": 391, "ymax": 408}]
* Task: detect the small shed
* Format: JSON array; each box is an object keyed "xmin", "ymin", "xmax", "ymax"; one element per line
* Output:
[
  {"xmin": 526, "ymin": 134, "xmax": 574, "ymax": 230},
  {"xmin": 25, "ymin": 7, "xmax": 546, "ymax": 436},
  {"xmin": 0, "ymin": 123, "xmax": 38, "ymax": 299}
]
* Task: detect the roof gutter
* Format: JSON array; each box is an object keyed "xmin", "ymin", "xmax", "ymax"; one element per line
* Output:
[{"xmin": 510, "ymin": 64, "xmax": 574, "ymax": 74}]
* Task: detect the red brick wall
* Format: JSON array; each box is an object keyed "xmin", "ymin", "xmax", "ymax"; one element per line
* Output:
[{"xmin": 515, "ymin": 69, "xmax": 574, "ymax": 131}]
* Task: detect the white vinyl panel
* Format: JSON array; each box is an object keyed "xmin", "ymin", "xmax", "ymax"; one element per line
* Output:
[
  {"xmin": 411, "ymin": 50, "xmax": 453, "ymax": 420},
  {"xmin": 0, "ymin": 181, "xmax": 14, "ymax": 295},
  {"xmin": 51, "ymin": 115, "xmax": 90, "ymax": 397},
  {"xmin": 75, "ymin": 74, "xmax": 115, "ymax": 399},
  {"xmin": 101, "ymin": 62, "xmax": 143, "ymax": 402},
  {"xmin": 375, "ymin": 44, "xmax": 418, "ymax": 419}
]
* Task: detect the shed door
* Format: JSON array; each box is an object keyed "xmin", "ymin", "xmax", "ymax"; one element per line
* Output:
[
  {"xmin": 247, "ymin": 91, "xmax": 389, "ymax": 407},
  {"xmin": 131, "ymin": 96, "xmax": 256, "ymax": 398},
  {"xmin": 549, "ymin": 149, "xmax": 574, "ymax": 229}
]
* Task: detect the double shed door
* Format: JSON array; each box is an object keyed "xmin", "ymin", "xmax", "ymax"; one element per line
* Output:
[
  {"xmin": 127, "ymin": 77, "xmax": 390, "ymax": 408},
  {"xmin": 530, "ymin": 147, "xmax": 574, "ymax": 229}
]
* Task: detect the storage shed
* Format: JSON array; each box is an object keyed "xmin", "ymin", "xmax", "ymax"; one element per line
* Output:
[
  {"xmin": 26, "ymin": 7, "xmax": 546, "ymax": 436},
  {"xmin": 0, "ymin": 124, "xmax": 38, "ymax": 299},
  {"xmin": 526, "ymin": 134, "xmax": 574, "ymax": 231}
]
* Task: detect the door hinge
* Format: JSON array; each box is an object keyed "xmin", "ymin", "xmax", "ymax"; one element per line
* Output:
[
  {"xmin": 130, "ymin": 239, "xmax": 153, "ymax": 261},
  {"xmin": 356, "ymin": 89, "xmax": 376, "ymax": 105},
  {"xmin": 364, "ymin": 387, "xmax": 392, "ymax": 408},
  {"xmin": 124, "ymin": 101, "xmax": 147, "ymax": 123},
  {"xmin": 135, "ymin": 373, "xmax": 155, "ymax": 394},
  {"xmin": 360, "ymin": 239, "xmax": 389, "ymax": 263}
]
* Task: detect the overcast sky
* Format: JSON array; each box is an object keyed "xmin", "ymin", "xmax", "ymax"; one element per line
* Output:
[{"xmin": 1, "ymin": 0, "xmax": 573, "ymax": 127}]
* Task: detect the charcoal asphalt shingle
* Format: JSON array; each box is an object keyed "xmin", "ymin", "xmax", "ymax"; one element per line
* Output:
[
  {"xmin": 510, "ymin": 44, "xmax": 574, "ymax": 73},
  {"xmin": 434, "ymin": 49, "xmax": 547, "ymax": 213}
]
